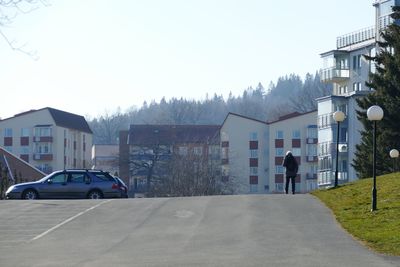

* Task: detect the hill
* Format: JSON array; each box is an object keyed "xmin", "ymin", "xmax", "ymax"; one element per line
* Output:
[{"xmin": 312, "ymin": 173, "xmax": 400, "ymax": 255}]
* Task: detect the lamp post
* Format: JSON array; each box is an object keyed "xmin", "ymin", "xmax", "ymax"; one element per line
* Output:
[
  {"xmin": 367, "ymin": 105, "xmax": 384, "ymax": 211},
  {"xmin": 390, "ymin": 149, "xmax": 399, "ymax": 172},
  {"xmin": 333, "ymin": 111, "xmax": 345, "ymax": 187}
]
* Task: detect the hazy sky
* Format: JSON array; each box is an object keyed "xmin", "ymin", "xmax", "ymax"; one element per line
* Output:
[{"xmin": 0, "ymin": 0, "xmax": 375, "ymax": 119}]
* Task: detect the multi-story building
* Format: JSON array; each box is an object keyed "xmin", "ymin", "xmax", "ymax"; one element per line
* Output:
[
  {"xmin": 220, "ymin": 112, "xmax": 318, "ymax": 194},
  {"xmin": 119, "ymin": 124, "xmax": 220, "ymax": 194},
  {"xmin": 220, "ymin": 113, "xmax": 269, "ymax": 194},
  {"xmin": 0, "ymin": 107, "xmax": 93, "ymax": 174},
  {"xmin": 317, "ymin": 0, "xmax": 399, "ymax": 187},
  {"xmin": 268, "ymin": 111, "xmax": 318, "ymax": 193}
]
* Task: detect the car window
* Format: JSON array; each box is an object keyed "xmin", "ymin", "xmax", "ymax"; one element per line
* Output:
[
  {"xmin": 50, "ymin": 173, "xmax": 67, "ymax": 184},
  {"xmin": 92, "ymin": 172, "xmax": 114, "ymax": 182},
  {"xmin": 70, "ymin": 173, "xmax": 88, "ymax": 183}
]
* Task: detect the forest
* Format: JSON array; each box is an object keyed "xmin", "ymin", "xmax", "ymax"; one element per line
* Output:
[{"xmin": 88, "ymin": 72, "xmax": 332, "ymax": 144}]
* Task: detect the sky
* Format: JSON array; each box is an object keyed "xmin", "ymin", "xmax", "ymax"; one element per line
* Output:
[{"xmin": 0, "ymin": 0, "xmax": 375, "ymax": 119}]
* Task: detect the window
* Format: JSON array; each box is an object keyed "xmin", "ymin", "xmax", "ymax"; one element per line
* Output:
[
  {"xmin": 70, "ymin": 173, "xmax": 89, "ymax": 183},
  {"xmin": 35, "ymin": 127, "xmax": 51, "ymax": 137},
  {"xmin": 275, "ymin": 148, "xmax": 284, "ymax": 156},
  {"xmin": 249, "ymin": 132, "xmax": 258, "ymax": 141},
  {"xmin": 275, "ymin": 166, "xmax": 284, "ymax": 174},
  {"xmin": 194, "ymin": 147, "xmax": 203, "ymax": 155},
  {"xmin": 250, "ymin": 167, "xmax": 258, "ymax": 175},
  {"xmin": 4, "ymin": 128, "xmax": 12, "ymax": 137},
  {"xmin": 249, "ymin": 149, "xmax": 258, "ymax": 158},
  {"xmin": 292, "ymin": 130, "xmax": 301, "ymax": 139},
  {"xmin": 250, "ymin": 184, "xmax": 258, "ymax": 193},
  {"xmin": 21, "ymin": 128, "xmax": 30, "ymax": 137},
  {"xmin": 307, "ymin": 127, "xmax": 318, "ymax": 139},
  {"xmin": 178, "ymin": 146, "xmax": 188, "ymax": 156},
  {"xmin": 49, "ymin": 173, "xmax": 67, "ymax": 184},
  {"xmin": 35, "ymin": 143, "xmax": 52, "ymax": 154},
  {"xmin": 276, "ymin": 130, "xmax": 284, "ymax": 139},
  {"xmin": 292, "ymin": 148, "xmax": 301, "ymax": 157},
  {"xmin": 275, "ymin": 183, "xmax": 283, "ymax": 192},
  {"xmin": 20, "ymin": 147, "xmax": 30, "ymax": 154}
]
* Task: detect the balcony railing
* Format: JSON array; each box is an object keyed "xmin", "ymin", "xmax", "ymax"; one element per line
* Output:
[
  {"xmin": 336, "ymin": 26, "xmax": 375, "ymax": 49},
  {"xmin": 320, "ymin": 67, "xmax": 350, "ymax": 83}
]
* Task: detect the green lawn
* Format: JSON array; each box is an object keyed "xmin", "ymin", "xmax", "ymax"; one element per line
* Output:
[{"xmin": 311, "ymin": 173, "xmax": 400, "ymax": 255}]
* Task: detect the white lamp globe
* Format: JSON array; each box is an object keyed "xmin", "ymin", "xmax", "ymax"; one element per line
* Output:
[
  {"xmin": 390, "ymin": 149, "xmax": 399, "ymax": 158},
  {"xmin": 333, "ymin": 111, "xmax": 345, "ymax": 122},
  {"xmin": 367, "ymin": 105, "xmax": 384, "ymax": 121}
]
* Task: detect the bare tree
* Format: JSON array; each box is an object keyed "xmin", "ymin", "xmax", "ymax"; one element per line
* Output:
[
  {"xmin": 0, "ymin": 0, "xmax": 48, "ymax": 57},
  {"xmin": 129, "ymin": 143, "xmax": 170, "ymax": 197}
]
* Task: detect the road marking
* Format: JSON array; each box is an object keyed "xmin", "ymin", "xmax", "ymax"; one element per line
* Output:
[{"xmin": 29, "ymin": 199, "xmax": 113, "ymax": 242}]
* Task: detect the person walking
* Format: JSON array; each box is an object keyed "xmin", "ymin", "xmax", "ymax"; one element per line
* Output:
[{"xmin": 282, "ymin": 151, "xmax": 298, "ymax": 194}]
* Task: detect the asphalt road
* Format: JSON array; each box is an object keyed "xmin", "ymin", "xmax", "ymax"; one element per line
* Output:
[{"xmin": 0, "ymin": 195, "xmax": 399, "ymax": 267}]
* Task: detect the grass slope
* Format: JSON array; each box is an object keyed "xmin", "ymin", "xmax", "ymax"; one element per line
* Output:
[{"xmin": 311, "ymin": 173, "xmax": 400, "ymax": 255}]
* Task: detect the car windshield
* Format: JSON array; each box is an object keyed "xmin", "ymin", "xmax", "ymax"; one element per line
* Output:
[{"xmin": 38, "ymin": 174, "xmax": 54, "ymax": 183}]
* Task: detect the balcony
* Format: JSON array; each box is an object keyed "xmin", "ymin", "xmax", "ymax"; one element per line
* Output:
[
  {"xmin": 336, "ymin": 26, "xmax": 375, "ymax": 49},
  {"xmin": 320, "ymin": 67, "xmax": 350, "ymax": 83}
]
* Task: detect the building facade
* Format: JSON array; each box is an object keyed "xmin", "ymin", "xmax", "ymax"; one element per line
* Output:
[
  {"xmin": 220, "ymin": 112, "xmax": 318, "ymax": 194},
  {"xmin": 0, "ymin": 107, "xmax": 93, "ymax": 174},
  {"xmin": 317, "ymin": 0, "xmax": 399, "ymax": 187},
  {"xmin": 268, "ymin": 111, "xmax": 318, "ymax": 193}
]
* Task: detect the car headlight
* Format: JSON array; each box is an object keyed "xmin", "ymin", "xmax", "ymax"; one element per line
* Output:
[{"xmin": 5, "ymin": 185, "xmax": 16, "ymax": 194}]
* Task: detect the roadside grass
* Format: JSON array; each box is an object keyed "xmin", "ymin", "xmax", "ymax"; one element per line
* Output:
[{"xmin": 311, "ymin": 173, "xmax": 400, "ymax": 255}]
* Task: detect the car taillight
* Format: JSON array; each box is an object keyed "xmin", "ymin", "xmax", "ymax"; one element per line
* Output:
[{"xmin": 112, "ymin": 183, "xmax": 119, "ymax": 189}]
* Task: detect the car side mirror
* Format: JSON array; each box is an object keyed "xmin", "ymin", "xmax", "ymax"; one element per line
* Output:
[{"xmin": 47, "ymin": 179, "xmax": 53, "ymax": 184}]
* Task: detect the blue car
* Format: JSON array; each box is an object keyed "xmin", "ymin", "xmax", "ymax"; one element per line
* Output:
[{"xmin": 5, "ymin": 169, "xmax": 125, "ymax": 199}]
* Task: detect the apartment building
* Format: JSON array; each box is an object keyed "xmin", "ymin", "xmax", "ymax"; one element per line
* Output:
[
  {"xmin": 0, "ymin": 107, "xmax": 93, "ymax": 174},
  {"xmin": 220, "ymin": 113, "xmax": 269, "ymax": 194},
  {"xmin": 268, "ymin": 111, "xmax": 318, "ymax": 193},
  {"xmin": 220, "ymin": 112, "xmax": 318, "ymax": 194},
  {"xmin": 317, "ymin": 0, "xmax": 399, "ymax": 187},
  {"xmin": 119, "ymin": 124, "xmax": 220, "ymax": 193}
]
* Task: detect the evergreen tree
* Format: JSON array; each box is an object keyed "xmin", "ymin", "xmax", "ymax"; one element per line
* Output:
[{"xmin": 353, "ymin": 7, "xmax": 400, "ymax": 178}]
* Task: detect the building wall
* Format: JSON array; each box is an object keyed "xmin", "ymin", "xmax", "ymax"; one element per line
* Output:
[
  {"xmin": 220, "ymin": 114, "xmax": 269, "ymax": 194},
  {"xmin": 268, "ymin": 111, "xmax": 318, "ymax": 193},
  {"xmin": 91, "ymin": 144, "xmax": 119, "ymax": 174}
]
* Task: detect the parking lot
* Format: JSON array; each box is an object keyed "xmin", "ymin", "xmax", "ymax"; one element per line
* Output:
[
  {"xmin": 0, "ymin": 199, "xmax": 112, "ymax": 248},
  {"xmin": 0, "ymin": 196, "xmax": 399, "ymax": 267}
]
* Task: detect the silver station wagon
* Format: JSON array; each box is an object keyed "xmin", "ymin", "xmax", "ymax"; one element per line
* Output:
[{"xmin": 5, "ymin": 169, "xmax": 126, "ymax": 199}]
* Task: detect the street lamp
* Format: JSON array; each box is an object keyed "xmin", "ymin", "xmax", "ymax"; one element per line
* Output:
[
  {"xmin": 367, "ymin": 105, "xmax": 384, "ymax": 211},
  {"xmin": 390, "ymin": 149, "xmax": 399, "ymax": 172},
  {"xmin": 333, "ymin": 111, "xmax": 345, "ymax": 187}
]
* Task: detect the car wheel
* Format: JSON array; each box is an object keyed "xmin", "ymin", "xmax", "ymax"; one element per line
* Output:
[
  {"xmin": 87, "ymin": 190, "xmax": 103, "ymax": 199},
  {"xmin": 22, "ymin": 189, "xmax": 38, "ymax": 200}
]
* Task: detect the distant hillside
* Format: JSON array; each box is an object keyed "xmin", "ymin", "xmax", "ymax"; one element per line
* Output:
[{"xmin": 88, "ymin": 72, "xmax": 332, "ymax": 144}]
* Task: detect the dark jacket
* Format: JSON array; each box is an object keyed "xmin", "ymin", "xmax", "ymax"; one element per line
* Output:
[{"xmin": 283, "ymin": 153, "xmax": 298, "ymax": 177}]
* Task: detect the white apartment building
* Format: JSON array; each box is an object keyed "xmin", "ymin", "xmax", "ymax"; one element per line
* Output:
[
  {"xmin": 317, "ymin": 0, "xmax": 398, "ymax": 187},
  {"xmin": 0, "ymin": 107, "xmax": 93, "ymax": 174},
  {"xmin": 268, "ymin": 111, "xmax": 318, "ymax": 193},
  {"xmin": 220, "ymin": 113, "xmax": 269, "ymax": 194},
  {"xmin": 220, "ymin": 111, "xmax": 318, "ymax": 194}
]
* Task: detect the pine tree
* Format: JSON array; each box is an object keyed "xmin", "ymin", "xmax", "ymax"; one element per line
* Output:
[{"xmin": 353, "ymin": 7, "xmax": 400, "ymax": 178}]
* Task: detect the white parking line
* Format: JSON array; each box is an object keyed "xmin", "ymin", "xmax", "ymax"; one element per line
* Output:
[{"xmin": 29, "ymin": 199, "xmax": 113, "ymax": 242}]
